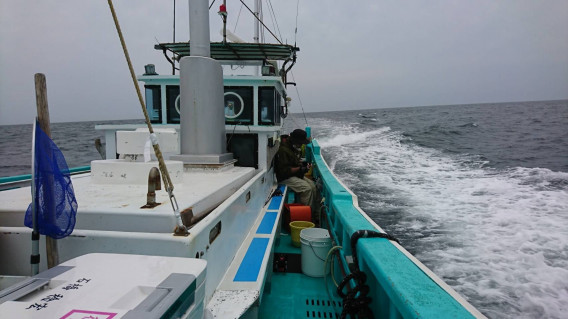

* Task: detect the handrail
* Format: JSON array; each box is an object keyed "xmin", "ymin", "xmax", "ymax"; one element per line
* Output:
[
  {"xmin": 0, "ymin": 166, "xmax": 91, "ymax": 184},
  {"xmin": 0, "ymin": 166, "xmax": 91, "ymax": 192}
]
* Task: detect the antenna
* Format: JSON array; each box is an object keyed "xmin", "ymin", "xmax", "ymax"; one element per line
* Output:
[{"xmin": 172, "ymin": 0, "xmax": 176, "ymax": 75}]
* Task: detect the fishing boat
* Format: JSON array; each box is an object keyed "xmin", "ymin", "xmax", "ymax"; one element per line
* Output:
[{"xmin": 0, "ymin": 1, "xmax": 486, "ymax": 318}]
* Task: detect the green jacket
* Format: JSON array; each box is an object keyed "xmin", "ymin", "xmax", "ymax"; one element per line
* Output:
[{"xmin": 275, "ymin": 140, "xmax": 301, "ymax": 182}]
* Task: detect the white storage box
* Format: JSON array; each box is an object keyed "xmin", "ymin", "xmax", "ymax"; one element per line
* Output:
[
  {"xmin": 117, "ymin": 128, "xmax": 179, "ymax": 156},
  {"xmin": 0, "ymin": 253, "xmax": 206, "ymax": 319}
]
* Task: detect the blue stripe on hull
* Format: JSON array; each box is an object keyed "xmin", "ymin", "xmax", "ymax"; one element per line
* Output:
[
  {"xmin": 256, "ymin": 212, "xmax": 278, "ymax": 234},
  {"xmin": 268, "ymin": 196, "xmax": 282, "ymax": 210},
  {"xmin": 233, "ymin": 238, "xmax": 269, "ymax": 282}
]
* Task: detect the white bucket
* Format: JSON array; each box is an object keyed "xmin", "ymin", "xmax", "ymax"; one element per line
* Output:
[{"xmin": 300, "ymin": 228, "xmax": 332, "ymax": 277}]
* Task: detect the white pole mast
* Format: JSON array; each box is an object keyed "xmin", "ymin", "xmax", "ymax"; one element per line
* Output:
[
  {"xmin": 253, "ymin": 0, "xmax": 260, "ymax": 43},
  {"xmin": 253, "ymin": 0, "xmax": 261, "ymax": 75},
  {"xmin": 172, "ymin": 0, "xmax": 232, "ymax": 166},
  {"xmin": 188, "ymin": 0, "xmax": 211, "ymax": 57}
]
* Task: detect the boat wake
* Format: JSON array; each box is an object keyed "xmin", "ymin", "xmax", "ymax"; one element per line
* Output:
[{"xmin": 311, "ymin": 119, "xmax": 568, "ymax": 319}]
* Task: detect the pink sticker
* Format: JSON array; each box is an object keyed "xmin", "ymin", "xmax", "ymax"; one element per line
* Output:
[{"xmin": 60, "ymin": 309, "xmax": 117, "ymax": 319}]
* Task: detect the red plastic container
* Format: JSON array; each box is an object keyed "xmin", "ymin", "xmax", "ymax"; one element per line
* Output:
[{"xmin": 283, "ymin": 203, "xmax": 311, "ymax": 232}]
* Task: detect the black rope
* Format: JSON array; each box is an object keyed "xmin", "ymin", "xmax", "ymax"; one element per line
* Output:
[
  {"xmin": 351, "ymin": 230, "xmax": 400, "ymax": 268},
  {"xmin": 225, "ymin": 121, "xmax": 242, "ymax": 149},
  {"xmin": 337, "ymin": 271, "xmax": 373, "ymax": 319},
  {"xmin": 264, "ymin": 187, "xmax": 283, "ymax": 206},
  {"xmin": 337, "ymin": 230, "xmax": 400, "ymax": 319}
]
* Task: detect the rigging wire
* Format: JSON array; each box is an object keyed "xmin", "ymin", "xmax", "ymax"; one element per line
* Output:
[
  {"xmin": 288, "ymin": 114, "xmax": 303, "ymax": 129},
  {"xmin": 266, "ymin": 0, "xmax": 283, "ymax": 41},
  {"xmin": 290, "ymin": 71, "xmax": 308, "ymax": 125},
  {"xmin": 238, "ymin": 0, "xmax": 283, "ymax": 44},
  {"xmin": 288, "ymin": 0, "xmax": 307, "ymax": 125},
  {"xmin": 233, "ymin": 3, "xmax": 244, "ymax": 33},
  {"xmin": 209, "ymin": 0, "xmax": 216, "ymax": 10}
]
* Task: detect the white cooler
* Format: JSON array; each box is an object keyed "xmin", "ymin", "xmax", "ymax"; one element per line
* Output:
[{"xmin": 0, "ymin": 253, "xmax": 207, "ymax": 319}]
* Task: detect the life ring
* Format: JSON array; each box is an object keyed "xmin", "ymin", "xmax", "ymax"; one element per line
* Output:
[
  {"xmin": 175, "ymin": 92, "xmax": 245, "ymax": 119},
  {"xmin": 224, "ymin": 92, "xmax": 244, "ymax": 119},
  {"xmin": 175, "ymin": 94, "xmax": 181, "ymax": 115}
]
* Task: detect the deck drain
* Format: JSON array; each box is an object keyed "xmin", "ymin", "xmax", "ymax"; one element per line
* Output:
[{"xmin": 304, "ymin": 298, "xmax": 341, "ymax": 318}]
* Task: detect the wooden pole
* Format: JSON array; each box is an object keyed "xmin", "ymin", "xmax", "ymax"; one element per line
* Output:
[
  {"xmin": 35, "ymin": 74, "xmax": 51, "ymax": 136},
  {"xmin": 34, "ymin": 73, "xmax": 59, "ymax": 269}
]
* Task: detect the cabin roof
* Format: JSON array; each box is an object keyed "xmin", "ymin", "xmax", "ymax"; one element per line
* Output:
[{"xmin": 155, "ymin": 42, "xmax": 299, "ymax": 61}]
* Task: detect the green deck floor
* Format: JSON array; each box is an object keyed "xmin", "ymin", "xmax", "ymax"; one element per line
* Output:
[
  {"xmin": 259, "ymin": 272, "xmax": 342, "ymax": 319},
  {"xmin": 259, "ymin": 232, "xmax": 343, "ymax": 319},
  {"xmin": 274, "ymin": 233, "xmax": 301, "ymax": 254}
]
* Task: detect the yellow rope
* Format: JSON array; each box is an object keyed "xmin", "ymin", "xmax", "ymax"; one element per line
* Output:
[{"xmin": 107, "ymin": 1, "xmax": 183, "ymax": 227}]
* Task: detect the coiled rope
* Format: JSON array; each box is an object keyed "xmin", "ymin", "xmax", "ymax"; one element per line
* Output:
[
  {"xmin": 337, "ymin": 230, "xmax": 400, "ymax": 319},
  {"xmin": 107, "ymin": 0, "xmax": 186, "ymax": 234}
]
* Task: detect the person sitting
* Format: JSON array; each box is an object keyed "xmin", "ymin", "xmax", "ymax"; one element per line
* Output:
[{"xmin": 275, "ymin": 129, "xmax": 317, "ymax": 216}]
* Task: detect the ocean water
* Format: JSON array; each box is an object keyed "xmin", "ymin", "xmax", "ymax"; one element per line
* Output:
[
  {"xmin": 0, "ymin": 119, "xmax": 143, "ymax": 177},
  {"xmin": 1, "ymin": 100, "xmax": 567, "ymax": 318},
  {"xmin": 286, "ymin": 100, "xmax": 568, "ymax": 319}
]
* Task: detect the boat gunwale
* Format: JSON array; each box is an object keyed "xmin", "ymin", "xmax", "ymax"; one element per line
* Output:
[{"xmin": 308, "ymin": 139, "xmax": 486, "ymax": 318}]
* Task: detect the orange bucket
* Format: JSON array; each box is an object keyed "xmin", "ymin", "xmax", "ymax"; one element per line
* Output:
[
  {"xmin": 283, "ymin": 204, "xmax": 312, "ymax": 232},
  {"xmin": 289, "ymin": 205, "xmax": 312, "ymax": 223}
]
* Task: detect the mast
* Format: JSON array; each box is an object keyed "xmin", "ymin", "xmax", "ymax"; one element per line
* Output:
[
  {"xmin": 188, "ymin": 0, "xmax": 210, "ymax": 57},
  {"xmin": 172, "ymin": 0, "xmax": 232, "ymax": 165},
  {"xmin": 253, "ymin": 0, "xmax": 261, "ymax": 75},
  {"xmin": 253, "ymin": 0, "xmax": 260, "ymax": 43}
]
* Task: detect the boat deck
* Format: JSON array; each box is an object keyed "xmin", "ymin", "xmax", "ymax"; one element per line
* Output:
[
  {"xmin": 260, "ymin": 232, "xmax": 342, "ymax": 319},
  {"xmin": 0, "ymin": 164, "xmax": 256, "ymax": 233},
  {"xmin": 0, "ymin": 163, "xmax": 259, "ymax": 277}
]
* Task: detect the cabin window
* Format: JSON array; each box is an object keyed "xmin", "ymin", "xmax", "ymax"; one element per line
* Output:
[
  {"xmin": 258, "ymin": 87, "xmax": 282, "ymax": 125},
  {"xmin": 224, "ymin": 86, "xmax": 253, "ymax": 125},
  {"xmin": 166, "ymin": 85, "xmax": 180, "ymax": 124},
  {"xmin": 145, "ymin": 85, "xmax": 161, "ymax": 123}
]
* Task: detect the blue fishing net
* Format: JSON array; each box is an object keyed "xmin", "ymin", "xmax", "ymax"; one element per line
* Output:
[{"xmin": 25, "ymin": 121, "xmax": 77, "ymax": 239}]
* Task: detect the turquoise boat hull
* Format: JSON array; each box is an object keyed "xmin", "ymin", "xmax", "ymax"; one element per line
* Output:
[{"xmin": 305, "ymin": 139, "xmax": 481, "ymax": 318}]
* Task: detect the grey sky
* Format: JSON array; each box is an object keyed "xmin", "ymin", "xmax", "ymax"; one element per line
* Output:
[{"xmin": 1, "ymin": 0, "xmax": 567, "ymax": 125}]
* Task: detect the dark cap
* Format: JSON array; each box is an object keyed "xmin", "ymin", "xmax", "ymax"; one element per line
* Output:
[{"xmin": 289, "ymin": 129, "xmax": 310, "ymax": 145}]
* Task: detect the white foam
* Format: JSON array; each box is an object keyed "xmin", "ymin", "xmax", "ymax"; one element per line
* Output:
[
  {"xmin": 311, "ymin": 120, "xmax": 568, "ymax": 319},
  {"xmin": 318, "ymin": 126, "xmax": 391, "ymax": 147}
]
